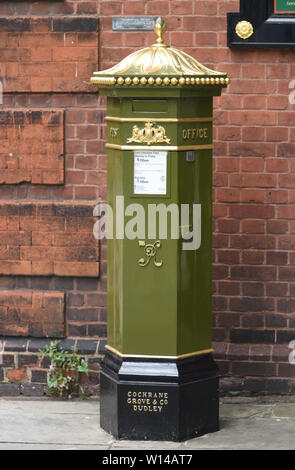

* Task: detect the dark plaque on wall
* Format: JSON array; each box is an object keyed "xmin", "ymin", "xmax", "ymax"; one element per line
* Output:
[{"xmin": 228, "ymin": 0, "xmax": 295, "ymax": 47}]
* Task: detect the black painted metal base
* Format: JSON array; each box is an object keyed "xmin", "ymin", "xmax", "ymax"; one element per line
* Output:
[{"xmin": 100, "ymin": 349, "xmax": 219, "ymax": 442}]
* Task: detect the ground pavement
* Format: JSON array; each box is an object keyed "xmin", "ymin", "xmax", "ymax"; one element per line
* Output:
[{"xmin": 0, "ymin": 396, "xmax": 295, "ymax": 450}]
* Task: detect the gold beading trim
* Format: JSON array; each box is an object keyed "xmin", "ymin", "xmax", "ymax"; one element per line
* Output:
[
  {"xmin": 106, "ymin": 143, "xmax": 213, "ymax": 151},
  {"xmin": 91, "ymin": 77, "xmax": 116, "ymax": 86},
  {"xmin": 106, "ymin": 116, "xmax": 213, "ymax": 123},
  {"xmin": 91, "ymin": 76, "xmax": 230, "ymax": 87},
  {"xmin": 105, "ymin": 344, "xmax": 214, "ymax": 360}
]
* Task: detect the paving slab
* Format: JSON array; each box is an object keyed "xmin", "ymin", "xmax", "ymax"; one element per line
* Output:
[
  {"xmin": 109, "ymin": 439, "xmax": 183, "ymax": 450},
  {"xmin": 184, "ymin": 418, "xmax": 295, "ymax": 450},
  {"xmin": 220, "ymin": 403, "xmax": 273, "ymax": 419},
  {"xmin": 0, "ymin": 443, "xmax": 109, "ymax": 450},
  {"xmin": 0, "ymin": 397, "xmax": 99, "ymax": 414},
  {"xmin": 273, "ymin": 404, "xmax": 295, "ymax": 418},
  {"xmin": 0, "ymin": 398, "xmax": 110, "ymax": 449},
  {"xmin": 0, "ymin": 397, "xmax": 295, "ymax": 450}
]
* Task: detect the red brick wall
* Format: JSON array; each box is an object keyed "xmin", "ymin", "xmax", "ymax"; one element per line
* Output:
[
  {"xmin": 0, "ymin": 17, "xmax": 98, "ymax": 93},
  {"xmin": 0, "ymin": 202, "xmax": 99, "ymax": 277},
  {"xmin": 0, "ymin": 110, "xmax": 64, "ymax": 185},
  {"xmin": 1, "ymin": 0, "xmax": 295, "ymax": 395},
  {"xmin": 0, "ymin": 291, "xmax": 65, "ymax": 337},
  {"xmin": 0, "ymin": 1, "xmax": 106, "ymax": 395}
]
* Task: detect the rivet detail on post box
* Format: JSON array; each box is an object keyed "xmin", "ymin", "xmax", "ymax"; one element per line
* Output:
[
  {"xmin": 127, "ymin": 121, "xmax": 170, "ymax": 145},
  {"xmin": 138, "ymin": 240, "xmax": 163, "ymax": 267}
]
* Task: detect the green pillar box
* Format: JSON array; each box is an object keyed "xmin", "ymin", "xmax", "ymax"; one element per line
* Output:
[{"xmin": 91, "ymin": 18, "xmax": 229, "ymax": 441}]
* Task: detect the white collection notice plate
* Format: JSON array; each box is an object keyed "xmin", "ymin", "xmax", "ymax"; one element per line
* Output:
[{"xmin": 134, "ymin": 150, "xmax": 167, "ymax": 195}]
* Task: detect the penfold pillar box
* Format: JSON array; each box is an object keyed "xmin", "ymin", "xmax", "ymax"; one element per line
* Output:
[{"xmin": 91, "ymin": 17, "xmax": 229, "ymax": 442}]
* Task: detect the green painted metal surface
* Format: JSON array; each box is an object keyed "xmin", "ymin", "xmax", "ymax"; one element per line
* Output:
[{"xmin": 101, "ymin": 89, "xmax": 220, "ymax": 357}]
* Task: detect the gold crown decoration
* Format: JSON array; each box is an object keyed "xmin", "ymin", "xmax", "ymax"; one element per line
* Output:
[
  {"xmin": 91, "ymin": 17, "xmax": 230, "ymax": 88},
  {"xmin": 127, "ymin": 121, "xmax": 171, "ymax": 146}
]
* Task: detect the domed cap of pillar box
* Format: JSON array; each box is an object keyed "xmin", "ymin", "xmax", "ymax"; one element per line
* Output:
[{"xmin": 91, "ymin": 17, "xmax": 230, "ymax": 89}]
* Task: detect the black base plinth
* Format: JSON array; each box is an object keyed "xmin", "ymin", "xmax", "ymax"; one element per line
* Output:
[{"xmin": 100, "ymin": 349, "xmax": 219, "ymax": 442}]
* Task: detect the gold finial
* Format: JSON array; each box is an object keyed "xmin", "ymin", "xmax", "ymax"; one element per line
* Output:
[{"xmin": 154, "ymin": 17, "xmax": 167, "ymax": 45}]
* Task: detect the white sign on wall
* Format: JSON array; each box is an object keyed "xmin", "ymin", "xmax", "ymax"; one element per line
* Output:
[{"xmin": 134, "ymin": 150, "xmax": 167, "ymax": 195}]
